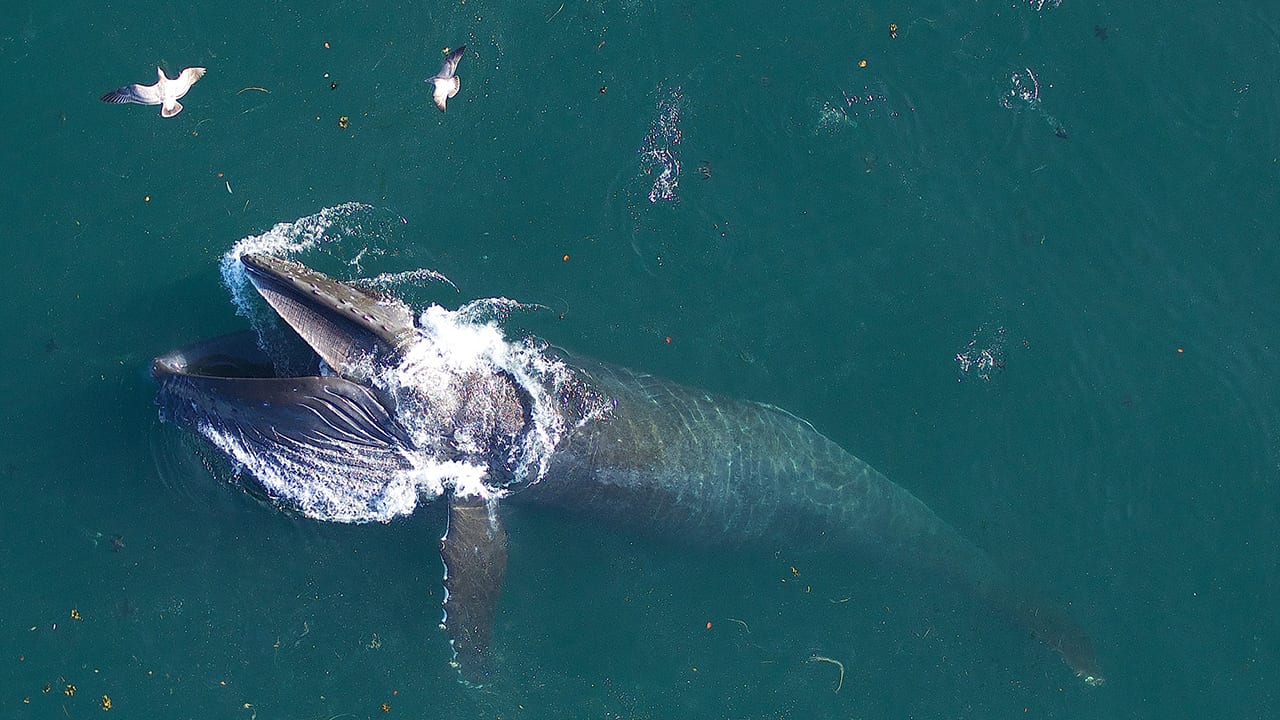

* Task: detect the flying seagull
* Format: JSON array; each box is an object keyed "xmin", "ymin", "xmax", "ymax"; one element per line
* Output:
[
  {"xmin": 101, "ymin": 67, "xmax": 207, "ymax": 118},
  {"xmin": 427, "ymin": 45, "xmax": 465, "ymax": 113}
]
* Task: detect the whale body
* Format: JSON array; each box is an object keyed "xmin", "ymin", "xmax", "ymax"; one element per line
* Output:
[{"xmin": 152, "ymin": 253, "xmax": 1104, "ymax": 686}]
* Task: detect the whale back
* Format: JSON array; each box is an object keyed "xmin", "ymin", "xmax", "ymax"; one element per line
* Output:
[{"xmin": 528, "ymin": 360, "xmax": 969, "ymax": 557}]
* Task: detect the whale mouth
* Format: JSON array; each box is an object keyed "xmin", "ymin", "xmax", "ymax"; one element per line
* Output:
[
  {"xmin": 152, "ymin": 331, "xmax": 284, "ymax": 380},
  {"xmin": 151, "ymin": 325, "xmax": 423, "ymax": 523}
]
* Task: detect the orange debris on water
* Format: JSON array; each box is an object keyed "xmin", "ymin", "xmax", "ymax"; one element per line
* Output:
[{"xmin": 706, "ymin": 621, "xmax": 712, "ymax": 629}]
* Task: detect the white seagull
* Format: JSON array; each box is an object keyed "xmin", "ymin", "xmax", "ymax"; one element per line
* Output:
[
  {"xmin": 101, "ymin": 67, "xmax": 207, "ymax": 118},
  {"xmin": 427, "ymin": 46, "xmax": 465, "ymax": 113}
]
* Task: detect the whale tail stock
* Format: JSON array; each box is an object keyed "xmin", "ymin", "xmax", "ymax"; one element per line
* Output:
[{"xmin": 987, "ymin": 576, "xmax": 1105, "ymax": 685}]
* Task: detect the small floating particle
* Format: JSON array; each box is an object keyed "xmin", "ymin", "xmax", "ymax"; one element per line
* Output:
[
  {"xmin": 324, "ymin": 41, "xmax": 331, "ymax": 49},
  {"xmin": 42, "ymin": 684, "xmax": 51, "ymax": 694},
  {"xmin": 705, "ymin": 621, "xmax": 712, "ymax": 629},
  {"xmin": 65, "ymin": 684, "xmax": 76, "ymax": 697},
  {"xmin": 144, "ymin": 196, "xmax": 150, "ymax": 202},
  {"xmin": 225, "ymin": 180, "xmax": 233, "ymax": 194},
  {"xmin": 330, "ymin": 82, "xmax": 338, "ymax": 90},
  {"xmin": 70, "ymin": 608, "xmax": 82, "ymax": 621},
  {"xmin": 101, "ymin": 694, "xmax": 112, "ymax": 710},
  {"xmin": 380, "ymin": 702, "xmax": 391, "ymax": 713},
  {"xmin": 338, "ymin": 116, "xmax": 349, "ymax": 129},
  {"xmin": 217, "ymin": 172, "xmax": 224, "ymax": 177},
  {"xmin": 664, "ymin": 336, "xmax": 672, "ymax": 344},
  {"xmin": 889, "ymin": 23, "xmax": 898, "ymax": 39},
  {"xmin": 1177, "ymin": 347, "xmax": 1184, "ymax": 353},
  {"xmin": 858, "ymin": 59, "xmax": 868, "ymax": 68},
  {"xmin": 562, "ymin": 254, "xmax": 570, "ymax": 262},
  {"xmin": 599, "ymin": 85, "xmax": 607, "ymax": 94}
]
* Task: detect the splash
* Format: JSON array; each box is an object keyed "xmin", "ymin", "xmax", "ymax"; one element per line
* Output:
[
  {"xmin": 638, "ymin": 84, "xmax": 683, "ymax": 203},
  {"xmin": 955, "ymin": 325, "xmax": 1008, "ymax": 382},
  {"xmin": 384, "ymin": 305, "xmax": 609, "ymax": 497},
  {"xmin": 1000, "ymin": 67, "xmax": 1067, "ymax": 137},
  {"xmin": 816, "ymin": 82, "xmax": 910, "ymax": 135},
  {"xmin": 359, "ymin": 267, "xmax": 459, "ymax": 294}
]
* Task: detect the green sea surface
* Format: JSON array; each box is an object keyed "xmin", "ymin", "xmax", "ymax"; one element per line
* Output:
[{"xmin": 2, "ymin": 0, "xmax": 1278, "ymax": 717}]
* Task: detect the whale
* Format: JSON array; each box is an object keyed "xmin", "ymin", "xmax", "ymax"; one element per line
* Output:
[{"xmin": 152, "ymin": 252, "xmax": 1105, "ymax": 686}]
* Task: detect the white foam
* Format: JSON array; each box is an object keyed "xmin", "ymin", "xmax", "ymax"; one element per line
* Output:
[{"xmin": 200, "ymin": 421, "xmax": 421, "ymax": 523}]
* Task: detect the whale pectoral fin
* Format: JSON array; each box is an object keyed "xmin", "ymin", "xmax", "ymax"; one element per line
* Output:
[{"xmin": 440, "ymin": 496, "xmax": 508, "ymax": 683}]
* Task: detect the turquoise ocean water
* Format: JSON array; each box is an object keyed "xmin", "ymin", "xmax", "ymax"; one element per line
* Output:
[{"xmin": 2, "ymin": 0, "xmax": 1278, "ymax": 717}]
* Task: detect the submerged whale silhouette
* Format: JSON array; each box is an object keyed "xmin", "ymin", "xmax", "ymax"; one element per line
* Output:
[{"xmin": 152, "ymin": 253, "xmax": 1104, "ymax": 686}]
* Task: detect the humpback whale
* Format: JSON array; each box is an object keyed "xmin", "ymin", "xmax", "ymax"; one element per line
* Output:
[{"xmin": 152, "ymin": 253, "xmax": 1104, "ymax": 686}]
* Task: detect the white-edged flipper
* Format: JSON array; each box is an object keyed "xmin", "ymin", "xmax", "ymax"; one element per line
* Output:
[
  {"xmin": 101, "ymin": 66, "xmax": 206, "ymax": 117},
  {"xmin": 427, "ymin": 45, "xmax": 466, "ymax": 113}
]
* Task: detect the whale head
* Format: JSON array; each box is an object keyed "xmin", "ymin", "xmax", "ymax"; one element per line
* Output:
[{"xmin": 152, "ymin": 254, "xmax": 536, "ymax": 522}]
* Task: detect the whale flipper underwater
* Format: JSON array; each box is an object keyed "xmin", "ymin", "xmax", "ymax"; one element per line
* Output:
[{"xmin": 151, "ymin": 253, "xmax": 1105, "ymax": 687}]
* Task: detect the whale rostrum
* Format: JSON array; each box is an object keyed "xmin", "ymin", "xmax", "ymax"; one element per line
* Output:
[{"xmin": 152, "ymin": 253, "xmax": 1105, "ymax": 687}]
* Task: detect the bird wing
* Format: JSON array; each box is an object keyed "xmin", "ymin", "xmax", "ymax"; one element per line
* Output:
[
  {"xmin": 175, "ymin": 67, "xmax": 207, "ymax": 96},
  {"xmin": 100, "ymin": 82, "xmax": 161, "ymax": 105},
  {"xmin": 435, "ymin": 45, "xmax": 466, "ymax": 80}
]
